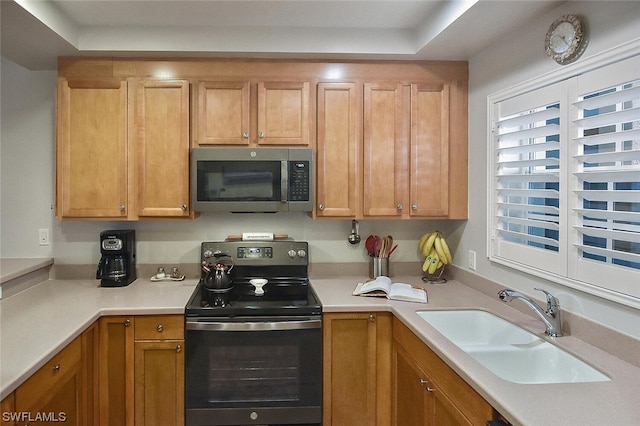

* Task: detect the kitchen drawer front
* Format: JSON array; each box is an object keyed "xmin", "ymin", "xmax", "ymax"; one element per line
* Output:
[
  {"xmin": 135, "ymin": 315, "xmax": 184, "ymax": 340},
  {"xmin": 15, "ymin": 335, "xmax": 82, "ymax": 410}
]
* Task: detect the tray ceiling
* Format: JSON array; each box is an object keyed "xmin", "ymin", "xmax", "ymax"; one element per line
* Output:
[{"xmin": 2, "ymin": 0, "xmax": 562, "ymax": 70}]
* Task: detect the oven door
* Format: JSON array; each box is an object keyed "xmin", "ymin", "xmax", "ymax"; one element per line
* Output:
[{"xmin": 185, "ymin": 316, "xmax": 322, "ymax": 426}]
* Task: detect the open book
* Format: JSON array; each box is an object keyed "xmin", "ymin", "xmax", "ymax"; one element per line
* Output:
[{"xmin": 353, "ymin": 276, "xmax": 427, "ymax": 304}]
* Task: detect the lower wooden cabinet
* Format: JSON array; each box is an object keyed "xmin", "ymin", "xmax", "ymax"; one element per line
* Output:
[
  {"xmin": 322, "ymin": 312, "xmax": 392, "ymax": 426},
  {"xmin": 1, "ymin": 393, "xmax": 15, "ymax": 426},
  {"xmin": 133, "ymin": 316, "xmax": 184, "ymax": 426},
  {"xmin": 99, "ymin": 316, "xmax": 135, "ymax": 426},
  {"xmin": 393, "ymin": 317, "xmax": 496, "ymax": 426},
  {"xmin": 11, "ymin": 335, "xmax": 83, "ymax": 426}
]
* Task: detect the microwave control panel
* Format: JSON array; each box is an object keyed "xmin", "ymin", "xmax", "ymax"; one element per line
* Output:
[{"xmin": 289, "ymin": 161, "xmax": 310, "ymax": 201}]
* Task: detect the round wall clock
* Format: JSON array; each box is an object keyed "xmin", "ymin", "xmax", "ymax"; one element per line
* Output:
[{"xmin": 545, "ymin": 14, "xmax": 587, "ymax": 65}]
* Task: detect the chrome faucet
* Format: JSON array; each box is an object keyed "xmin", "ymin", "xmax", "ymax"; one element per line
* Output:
[{"xmin": 497, "ymin": 288, "xmax": 563, "ymax": 337}]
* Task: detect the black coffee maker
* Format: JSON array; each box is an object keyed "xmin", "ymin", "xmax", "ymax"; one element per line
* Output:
[{"xmin": 96, "ymin": 229, "xmax": 136, "ymax": 287}]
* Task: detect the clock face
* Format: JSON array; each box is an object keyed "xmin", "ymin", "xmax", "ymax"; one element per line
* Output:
[{"xmin": 545, "ymin": 15, "xmax": 586, "ymax": 65}]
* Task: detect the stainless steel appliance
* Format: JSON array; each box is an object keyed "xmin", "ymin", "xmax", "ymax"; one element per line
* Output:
[
  {"xmin": 96, "ymin": 229, "xmax": 136, "ymax": 287},
  {"xmin": 185, "ymin": 240, "xmax": 322, "ymax": 426},
  {"xmin": 191, "ymin": 148, "xmax": 314, "ymax": 213}
]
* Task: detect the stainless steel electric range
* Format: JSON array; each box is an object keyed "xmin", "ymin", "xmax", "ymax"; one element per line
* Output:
[{"xmin": 185, "ymin": 240, "xmax": 322, "ymax": 426}]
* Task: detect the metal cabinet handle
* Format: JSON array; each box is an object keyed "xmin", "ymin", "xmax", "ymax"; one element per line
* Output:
[
  {"xmin": 181, "ymin": 204, "xmax": 188, "ymax": 211},
  {"xmin": 156, "ymin": 324, "xmax": 163, "ymax": 332},
  {"xmin": 53, "ymin": 364, "xmax": 60, "ymax": 372},
  {"xmin": 318, "ymin": 204, "xmax": 325, "ymax": 211},
  {"xmin": 242, "ymin": 132, "xmax": 249, "ymax": 139},
  {"xmin": 397, "ymin": 203, "xmax": 403, "ymax": 210},
  {"xmin": 412, "ymin": 204, "xmax": 418, "ymax": 210},
  {"xmin": 124, "ymin": 319, "xmax": 131, "ymax": 327},
  {"xmin": 369, "ymin": 314, "xmax": 375, "ymax": 322},
  {"xmin": 176, "ymin": 345, "xmax": 182, "ymax": 353},
  {"xmin": 426, "ymin": 387, "xmax": 434, "ymax": 393},
  {"xmin": 259, "ymin": 132, "xmax": 265, "ymax": 138},
  {"xmin": 119, "ymin": 205, "xmax": 126, "ymax": 212},
  {"xmin": 419, "ymin": 379, "xmax": 428, "ymax": 386}
]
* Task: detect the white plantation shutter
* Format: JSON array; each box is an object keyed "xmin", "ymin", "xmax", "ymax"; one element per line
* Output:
[
  {"xmin": 491, "ymin": 82, "xmax": 567, "ymax": 275},
  {"xmin": 489, "ymin": 53, "xmax": 640, "ymax": 305},
  {"xmin": 570, "ymin": 55, "xmax": 640, "ymax": 298}
]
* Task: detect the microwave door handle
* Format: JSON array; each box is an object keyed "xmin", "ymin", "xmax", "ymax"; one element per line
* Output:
[{"xmin": 281, "ymin": 160, "xmax": 288, "ymax": 203}]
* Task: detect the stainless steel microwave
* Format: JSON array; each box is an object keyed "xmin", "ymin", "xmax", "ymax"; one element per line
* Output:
[{"xmin": 191, "ymin": 148, "xmax": 314, "ymax": 213}]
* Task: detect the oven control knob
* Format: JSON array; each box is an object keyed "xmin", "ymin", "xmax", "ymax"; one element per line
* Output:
[
  {"xmin": 297, "ymin": 249, "xmax": 307, "ymax": 258},
  {"xmin": 203, "ymin": 249, "xmax": 213, "ymax": 259},
  {"xmin": 250, "ymin": 411, "xmax": 258, "ymax": 421},
  {"xmin": 288, "ymin": 249, "xmax": 297, "ymax": 258}
]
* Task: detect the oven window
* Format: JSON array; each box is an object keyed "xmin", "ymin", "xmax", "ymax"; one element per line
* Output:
[
  {"xmin": 209, "ymin": 345, "xmax": 299, "ymax": 403},
  {"xmin": 186, "ymin": 326, "xmax": 321, "ymax": 409},
  {"xmin": 196, "ymin": 161, "xmax": 280, "ymax": 202}
]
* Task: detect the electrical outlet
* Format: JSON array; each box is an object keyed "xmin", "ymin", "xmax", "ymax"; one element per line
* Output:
[
  {"xmin": 39, "ymin": 228, "xmax": 50, "ymax": 246},
  {"xmin": 468, "ymin": 250, "xmax": 477, "ymax": 271}
]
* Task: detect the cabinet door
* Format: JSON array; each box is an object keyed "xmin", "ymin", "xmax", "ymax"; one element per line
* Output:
[
  {"xmin": 99, "ymin": 316, "xmax": 135, "ymax": 426},
  {"xmin": 322, "ymin": 312, "xmax": 392, "ymax": 426},
  {"xmin": 410, "ymin": 84, "xmax": 450, "ymax": 217},
  {"xmin": 82, "ymin": 321, "xmax": 100, "ymax": 426},
  {"xmin": 134, "ymin": 341, "xmax": 185, "ymax": 426},
  {"xmin": 316, "ymin": 82, "xmax": 362, "ymax": 217},
  {"xmin": 393, "ymin": 344, "xmax": 429, "ymax": 426},
  {"xmin": 136, "ymin": 80, "xmax": 190, "ymax": 217},
  {"xmin": 257, "ymin": 81, "xmax": 310, "ymax": 145},
  {"xmin": 1, "ymin": 393, "xmax": 15, "ymax": 426},
  {"xmin": 393, "ymin": 318, "xmax": 495, "ymax": 426},
  {"xmin": 197, "ymin": 81, "xmax": 250, "ymax": 145},
  {"xmin": 363, "ymin": 83, "xmax": 408, "ymax": 217},
  {"xmin": 14, "ymin": 336, "xmax": 83, "ymax": 426},
  {"xmin": 57, "ymin": 79, "xmax": 129, "ymax": 218}
]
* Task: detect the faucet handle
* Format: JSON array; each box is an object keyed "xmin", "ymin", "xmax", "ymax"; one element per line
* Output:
[{"xmin": 534, "ymin": 288, "xmax": 559, "ymax": 311}]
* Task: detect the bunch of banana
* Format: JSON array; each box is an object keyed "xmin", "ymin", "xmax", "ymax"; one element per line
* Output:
[{"xmin": 417, "ymin": 231, "xmax": 453, "ymax": 274}]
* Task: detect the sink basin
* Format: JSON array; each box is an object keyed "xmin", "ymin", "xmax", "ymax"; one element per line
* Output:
[{"xmin": 417, "ymin": 310, "xmax": 610, "ymax": 384}]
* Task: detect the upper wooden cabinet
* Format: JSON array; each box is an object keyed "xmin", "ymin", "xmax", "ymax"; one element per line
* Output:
[
  {"xmin": 56, "ymin": 78, "xmax": 191, "ymax": 220},
  {"xmin": 363, "ymin": 82, "xmax": 407, "ymax": 218},
  {"xmin": 135, "ymin": 79, "xmax": 190, "ymax": 218},
  {"xmin": 316, "ymin": 82, "xmax": 362, "ymax": 217},
  {"xmin": 196, "ymin": 80, "xmax": 310, "ymax": 146},
  {"xmin": 409, "ymin": 83, "xmax": 450, "ymax": 218},
  {"xmin": 198, "ymin": 81, "xmax": 250, "ymax": 145},
  {"xmin": 56, "ymin": 58, "xmax": 467, "ymax": 220},
  {"xmin": 56, "ymin": 79, "xmax": 129, "ymax": 219},
  {"xmin": 257, "ymin": 81, "xmax": 310, "ymax": 146},
  {"xmin": 317, "ymin": 80, "xmax": 466, "ymax": 219}
]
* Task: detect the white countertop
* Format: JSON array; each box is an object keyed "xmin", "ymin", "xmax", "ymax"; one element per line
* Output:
[
  {"xmin": 1, "ymin": 274, "xmax": 639, "ymax": 426},
  {"xmin": 311, "ymin": 276, "xmax": 640, "ymax": 426},
  {"xmin": 0, "ymin": 277, "xmax": 198, "ymax": 398},
  {"xmin": 0, "ymin": 258, "xmax": 53, "ymax": 283}
]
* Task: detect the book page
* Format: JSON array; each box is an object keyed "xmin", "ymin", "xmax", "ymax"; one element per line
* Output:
[
  {"xmin": 388, "ymin": 283, "xmax": 428, "ymax": 303},
  {"xmin": 353, "ymin": 276, "xmax": 392, "ymax": 295}
]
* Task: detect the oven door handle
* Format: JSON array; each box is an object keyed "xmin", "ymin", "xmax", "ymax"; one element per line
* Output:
[{"xmin": 186, "ymin": 318, "xmax": 321, "ymax": 331}]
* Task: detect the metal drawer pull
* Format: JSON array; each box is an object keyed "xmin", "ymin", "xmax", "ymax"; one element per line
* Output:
[
  {"xmin": 157, "ymin": 324, "xmax": 163, "ymax": 332},
  {"xmin": 124, "ymin": 319, "xmax": 131, "ymax": 327},
  {"xmin": 176, "ymin": 345, "xmax": 182, "ymax": 353},
  {"xmin": 53, "ymin": 364, "xmax": 60, "ymax": 372}
]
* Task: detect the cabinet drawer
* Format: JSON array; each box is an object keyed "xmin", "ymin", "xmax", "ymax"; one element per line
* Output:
[
  {"xmin": 15, "ymin": 336, "xmax": 82, "ymax": 410},
  {"xmin": 135, "ymin": 315, "xmax": 184, "ymax": 340}
]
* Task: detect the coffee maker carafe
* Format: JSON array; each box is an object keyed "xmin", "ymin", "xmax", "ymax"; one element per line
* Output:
[{"xmin": 96, "ymin": 230, "xmax": 136, "ymax": 287}]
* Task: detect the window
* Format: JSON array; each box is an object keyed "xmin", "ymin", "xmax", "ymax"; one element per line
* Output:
[{"xmin": 489, "ymin": 54, "xmax": 640, "ymax": 307}]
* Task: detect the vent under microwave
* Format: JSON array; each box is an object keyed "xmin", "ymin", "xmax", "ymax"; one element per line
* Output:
[{"xmin": 191, "ymin": 148, "xmax": 314, "ymax": 213}]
